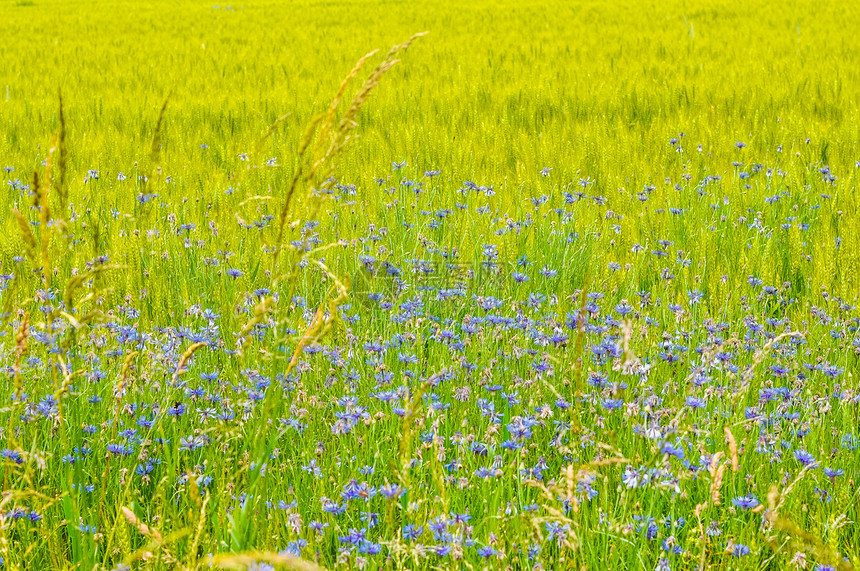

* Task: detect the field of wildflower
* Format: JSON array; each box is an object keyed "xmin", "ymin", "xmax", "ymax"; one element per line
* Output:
[{"xmin": 1, "ymin": 0, "xmax": 860, "ymax": 569}]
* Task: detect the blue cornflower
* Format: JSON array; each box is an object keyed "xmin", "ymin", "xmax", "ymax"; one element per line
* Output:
[
  {"xmin": 1, "ymin": 449, "xmax": 23, "ymax": 463},
  {"xmin": 380, "ymin": 483, "xmax": 405, "ymax": 499},
  {"xmin": 794, "ymin": 449, "xmax": 817, "ymax": 466},
  {"xmin": 539, "ymin": 265, "xmax": 557, "ymax": 278},
  {"xmin": 280, "ymin": 539, "xmax": 307, "ymax": 557},
  {"xmin": 474, "ymin": 466, "xmax": 496, "ymax": 478},
  {"xmin": 36, "ymin": 396, "xmax": 58, "ymax": 417},
  {"xmin": 731, "ymin": 543, "xmax": 751, "ymax": 557},
  {"xmin": 167, "ymin": 402, "xmax": 186, "ymax": 417},
  {"xmin": 731, "ymin": 495, "xmax": 760, "ymax": 510},
  {"xmin": 660, "ymin": 442, "xmax": 685, "ymax": 460},
  {"xmin": 602, "ymin": 398, "xmax": 624, "ymax": 410},
  {"xmin": 545, "ymin": 521, "xmax": 570, "ymax": 545},
  {"xmin": 402, "ymin": 524, "xmax": 423, "ymax": 540},
  {"xmin": 823, "ymin": 467, "xmax": 844, "ymax": 480}
]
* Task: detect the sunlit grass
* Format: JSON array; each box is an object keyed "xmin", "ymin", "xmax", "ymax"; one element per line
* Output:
[{"xmin": 0, "ymin": 0, "xmax": 859, "ymax": 569}]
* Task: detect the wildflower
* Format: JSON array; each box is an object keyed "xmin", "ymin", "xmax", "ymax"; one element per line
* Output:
[
  {"xmin": 545, "ymin": 521, "xmax": 570, "ymax": 546},
  {"xmin": 474, "ymin": 466, "xmax": 495, "ymax": 478},
  {"xmin": 660, "ymin": 442, "xmax": 685, "ymax": 460},
  {"xmin": 731, "ymin": 495, "xmax": 760, "ymax": 510},
  {"xmin": 167, "ymin": 402, "xmax": 186, "ymax": 417},
  {"xmin": 1, "ymin": 449, "xmax": 23, "ymax": 464},
  {"xmin": 823, "ymin": 467, "xmax": 844, "ymax": 481},
  {"xmin": 793, "ymin": 449, "xmax": 817, "ymax": 467},
  {"xmin": 380, "ymin": 483, "xmax": 405, "ymax": 498},
  {"xmin": 731, "ymin": 543, "xmax": 751, "ymax": 557}
]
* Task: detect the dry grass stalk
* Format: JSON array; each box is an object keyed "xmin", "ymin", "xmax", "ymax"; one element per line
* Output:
[
  {"xmin": 186, "ymin": 492, "xmax": 210, "ymax": 569},
  {"xmin": 272, "ymin": 32, "xmax": 426, "ymax": 268},
  {"xmin": 706, "ymin": 451, "xmax": 725, "ymax": 505},
  {"xmin": 172, "ymin": 341, "xmax": 207, "ymax": 385},
  {"xmin": 117, "ymin": 351, "xmax": 139, "ymax": 398},
  {"xmin": 53, "ymin": 354, "xmax": 77, "ymax": 401},
  {"xmin": 765, "ymin": 486, "xmax": 853, "ymax": 571},
  {"xmin": 524, "ymin": 455, "xmax": 629, "ymax": 541},
  {"xmin": 724, "ymin": 427, "xmax": 739, "ymax": 471},
  {"xmin": 711, "ymin": 464, "xmax": 726, "ymax": 505},
  {"xmin": 252, "ymin": 112, "xmax": 291, "ymax": 163},
  {"xmin": 61, "ymin": 263, "xmax": 123, "ymax": 314},
  {"xmin": 121, "ymin": 506, "xmax": 163, "ymax": 542},
  {"xmin": 205, "ymin": 551, "xmax": 328, "ymax": 571},
  {"xmin": 39, "ymin": 139, "xmax": 55, "ymax": 283},
  {"xmin": 55, "ymin": 88, "xmax": 68, "ymax": 211},
  {"xmin": 13, "ymin": 209, "xmax": 38, "ymax": 269},
  {"xmin": 235, "ymin": 296, "xmax": 274, "ymax": 356},
  {"xmin": 13, "ymin": 312, "xmax": 29, "ymax": 402}
]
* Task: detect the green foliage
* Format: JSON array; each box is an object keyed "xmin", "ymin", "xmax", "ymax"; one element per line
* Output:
[{"xmin": 0, "ymin": 0, "xmax": 859, "ymax": 570}]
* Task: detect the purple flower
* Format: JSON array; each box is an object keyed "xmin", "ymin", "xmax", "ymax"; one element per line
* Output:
[
  {"xmin": 167, "ymin": 402, "xmax": 186, "ymax": 417},
  {"xmin": 660, "ymin": 442, "xmax": 685, "ymax": 460},
  {"xmin": 731, "ymin": 495, "xmax": 759, "ymax": 510},
  {"xmin": 794, "ymin": 449, "xmax": 817, "ymax": 467},
  {"xmin": 545, "ymin": 521, "xmax": 570, "ymax": 545},
  {"xmin": 823, "ymin": 467, "xmax": 844, "ymax": 480}
]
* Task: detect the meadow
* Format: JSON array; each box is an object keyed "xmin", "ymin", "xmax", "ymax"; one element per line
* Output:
[{"xmin": 1, "ymin": 0, "xmax": 860, "ymax": 569}]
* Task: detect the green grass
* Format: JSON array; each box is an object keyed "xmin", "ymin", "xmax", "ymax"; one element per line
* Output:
[{"xmin": 0, "ymin": 0, "xmax": 859, "ymax": 570}]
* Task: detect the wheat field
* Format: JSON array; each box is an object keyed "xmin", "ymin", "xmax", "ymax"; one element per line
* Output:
[{"xmin": 0, "ymin": 0, "xmax": 859, "ymax": 569}]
